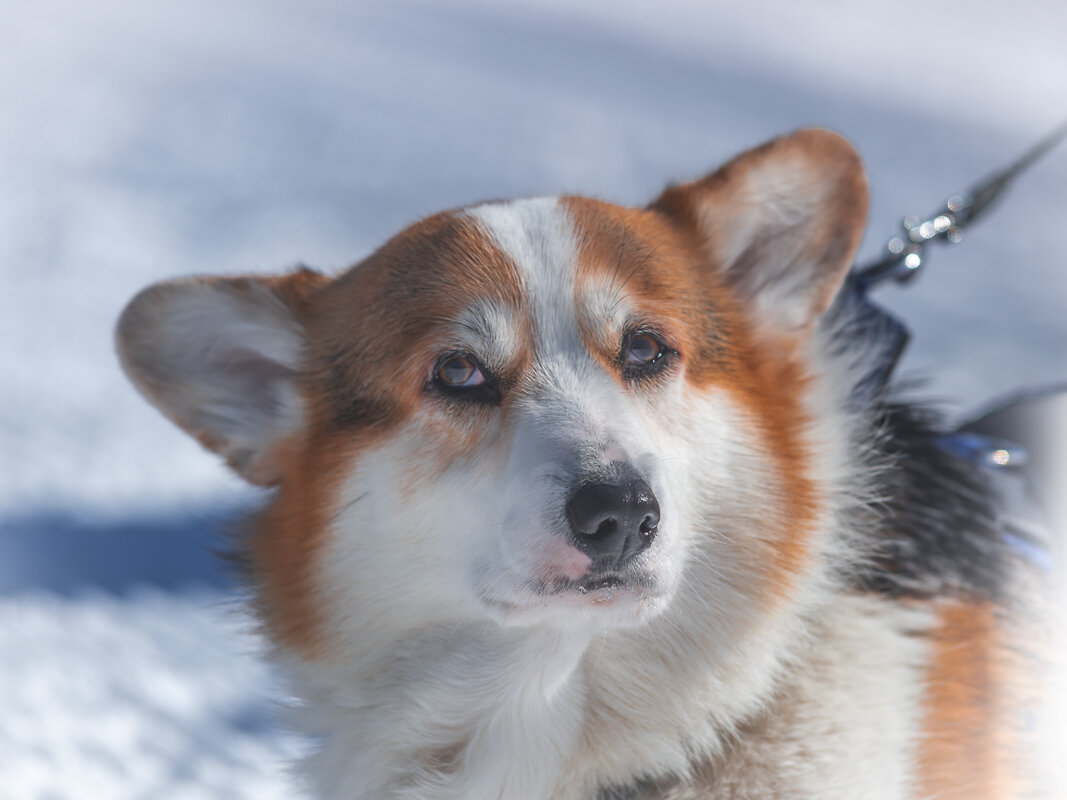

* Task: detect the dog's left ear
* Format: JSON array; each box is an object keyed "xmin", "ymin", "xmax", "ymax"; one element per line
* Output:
[{"xmin": 651, "ymin": 128, "xmax": 868, "ymax": 337}]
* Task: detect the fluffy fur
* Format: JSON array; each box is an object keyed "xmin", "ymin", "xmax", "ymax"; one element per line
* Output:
[{"xmin": 117, "ymin": 129, "xmax": 1042, "ymax": 799}]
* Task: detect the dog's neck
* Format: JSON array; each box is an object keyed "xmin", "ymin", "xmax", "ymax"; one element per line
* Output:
[
  {"xmin": 293, "ymin": 623, "xmax": 596, "ymax": 799},
  {"xmin": 289, "ymin": 566, "xmax": 827, "ymax": 800}
]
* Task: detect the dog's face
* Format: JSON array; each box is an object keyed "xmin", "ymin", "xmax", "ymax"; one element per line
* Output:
[{"xmin": 117, "ymin": 130, "xmax": 867, "ymax": 657}]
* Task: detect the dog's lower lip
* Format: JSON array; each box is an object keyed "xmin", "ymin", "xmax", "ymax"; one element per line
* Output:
[
  {"xmin": 545, "ymin": 571, "xmax": 653, "ymax": 597},
  {"xmin": 576, "ymin": 575, "xmax": 626, "ymax": 594}
]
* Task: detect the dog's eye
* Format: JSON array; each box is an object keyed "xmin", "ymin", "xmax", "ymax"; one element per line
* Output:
[
  {"xmin": 621, "ymin": 331, "xmax": 674, "ymax": 384},
  {"xmin": 435, "ymin": 354, "xmax": 486, "ymax": 388},
  {"xmin": 626, "ymin": 333, "xmax": 664, "ymax": 366},
  {"xmin": 429, "ymin": 353, "xmax": 502, "ymax": 404}
]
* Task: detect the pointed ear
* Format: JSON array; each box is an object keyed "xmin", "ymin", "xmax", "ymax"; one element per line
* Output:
[
  {"xmin": 651, "ymin": 128, "xmax": 868, "ymax": 336},
  {"xmin": 116, "ymin": 268, "xmax": 329, "ymax": 486}
]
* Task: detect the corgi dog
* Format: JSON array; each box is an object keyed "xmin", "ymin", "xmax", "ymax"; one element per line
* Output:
[{"xmin": 117, "ymin": 129, "xmax": 1042, "ymax": 799}]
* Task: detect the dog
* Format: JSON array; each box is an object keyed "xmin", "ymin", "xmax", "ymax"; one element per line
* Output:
[{"xmin": 116, "ymin": 129, "xmax": 1044, "ymax": 799}]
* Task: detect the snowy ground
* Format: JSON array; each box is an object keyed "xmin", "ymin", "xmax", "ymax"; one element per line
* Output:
[{"xmin": 2, "ymin": 0, "xmax": 1066, "ymax": 797}]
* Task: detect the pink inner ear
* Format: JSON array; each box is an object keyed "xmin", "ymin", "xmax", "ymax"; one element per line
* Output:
[
  {"xmin": 220, "ymin": 349, "xmax": 299, "ymax": 416},
  {"xmin": 116, "ymin": 273, "xmax": 324, "ymax": 487},
  {"xmin": 226, "ymin": 348, "xmax": 298, "ymax": 388},
  {"xmin": 652, "ymin": 129, "xmax": 868, "ymax": 334}
]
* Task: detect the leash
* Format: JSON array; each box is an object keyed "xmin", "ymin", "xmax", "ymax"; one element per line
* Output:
[
  {"xmin": 844, "ymin": 121, "xmax": 1067, "ymax": 570},
  {"xmin": 844, "ymin": 120, "xmax": 1067, "ymax": 406},
  {"xmin": 854, "ymin": 119, "xmax": 1067, "ymax": 291}
]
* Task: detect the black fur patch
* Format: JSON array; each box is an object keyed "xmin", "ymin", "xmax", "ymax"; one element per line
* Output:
[{"xmin": 857, "ymin": 401, "xmax": 1012, "ymax": 600}]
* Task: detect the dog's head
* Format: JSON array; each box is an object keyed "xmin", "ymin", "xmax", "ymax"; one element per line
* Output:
[{"xmin": 117, "ymin": 130, "xmax": 867, "ymax": 657}]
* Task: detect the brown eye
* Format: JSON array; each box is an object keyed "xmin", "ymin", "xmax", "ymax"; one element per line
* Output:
[
  {"xmin": 435, "ymin": 354, "xmax": 486, "ymax": 388},
  {"xmin": 626, "ymin": 333, "xmax": 663, "ymax": 366},
  {"xmin": 430, "ymin": 353, "xmax": 501, "ymax": 405},
  {"xmin": 621, "ymin": 330, "xmax": 674, "ymax": 384}
]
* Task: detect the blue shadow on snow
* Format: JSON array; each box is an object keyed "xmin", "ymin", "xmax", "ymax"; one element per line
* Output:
[{"xmin": 0, "ymin": 507, "xmax": 247, "ymax": 596}]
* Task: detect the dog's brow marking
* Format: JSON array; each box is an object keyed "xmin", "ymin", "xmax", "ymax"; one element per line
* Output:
[
  {"xmin": 452, "ymin": 298, "xmax": 522, "ymax": 371},
  {"xmin": 559, "ymin": 197, "xmax": 678, "ymax": 374}
]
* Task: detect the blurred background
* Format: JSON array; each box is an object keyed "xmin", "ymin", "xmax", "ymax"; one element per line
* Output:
[{"xmin": 2, "ymin": 0, "xmax": 1065, "ymax": 796}]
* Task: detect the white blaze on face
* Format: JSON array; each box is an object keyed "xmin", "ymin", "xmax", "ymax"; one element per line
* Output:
[
  {"xmin": 466, "ymin": 197, "xmax": 648, "ymax": 480},
  {"xmin": 466, "ymin": 197, "xmax": 583, "ymax": 359},
  {"xmin": 466, "ymin": 197, "xmax": 632, "ymax": 445},
  {"xmin": 461, "ymin": 199, "xmax": 685, "ymax": 621}
]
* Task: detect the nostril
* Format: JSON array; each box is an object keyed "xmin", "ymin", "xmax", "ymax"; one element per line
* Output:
[{"xmin": 594, "ymin": 518, "xmax": 618, "ymax": 538}]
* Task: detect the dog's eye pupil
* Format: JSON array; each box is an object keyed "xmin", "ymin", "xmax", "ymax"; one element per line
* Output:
[
  {"xmin": 437, "ymin": 355, "xmax": 482, "ymax": 387},
  {"xmin": 438, "ymin": 356, "xmax": 475, "ymax": 385},
  {"xmin": 627, "ymin": 334, "xmax": 662, "ymax": 365}
]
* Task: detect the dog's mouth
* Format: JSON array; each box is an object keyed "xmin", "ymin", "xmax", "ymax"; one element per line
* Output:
[
  {"xmin": 477, "ymin": 545, "xmax": 671, "ymax": 622},
  {"xmin": 578, "ymin": 574, "xmax": 627, "ymax": 593},
  {"xmin": 482, "ymin": 573, "xmax": 656, "ymax": 617},
  {"xmin": 556, "ymin": 573, "xmax": 629, "ymax": 594},
  {"xmin": 479, "ymin": 566, "xmax": 669, "ymax": 626},
  {"xmin": 535, "ymin": 569, "xmax": 658, "ymax": 603}
]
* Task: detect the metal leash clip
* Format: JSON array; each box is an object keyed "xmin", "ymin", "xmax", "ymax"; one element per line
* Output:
[
  {"xmin": 855, "ymin": 120, "xmax": 1067, "ymax": 290},
  {"xmin": 841, "ymin": 120, "xmax": 1067, "ymax": 408},
  {"xmin": 844, "ymin": 121, "xmax": 1067, "ymax": 572}
]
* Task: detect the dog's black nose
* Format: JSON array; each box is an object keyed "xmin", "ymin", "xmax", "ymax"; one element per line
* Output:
[{"xmin": 565, "ymin": 477, "xmax": 660, "ymax": 567}]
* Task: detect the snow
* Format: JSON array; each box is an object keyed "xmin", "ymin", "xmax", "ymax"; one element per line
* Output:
[
  {"xmin": 2, "ymin": 0, "xmax": 1065, "ymax": 796},
  {"xmin": 0, "ymin": 589, "xmax": 305, "ymax": 800}
]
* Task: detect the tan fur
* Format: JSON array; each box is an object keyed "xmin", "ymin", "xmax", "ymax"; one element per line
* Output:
[{"xmin": 916, "ymin": 601, "xmax": 1020, "ymax": 799}]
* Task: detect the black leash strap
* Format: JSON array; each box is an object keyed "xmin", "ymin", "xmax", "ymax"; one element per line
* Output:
[
  {"xmin": 844, "ymin": 120, "xmax": 1067, "ymax": 406},
  {"xmin": 842, "ymin": 122, "xmax": 1067, "ymax": 569}
]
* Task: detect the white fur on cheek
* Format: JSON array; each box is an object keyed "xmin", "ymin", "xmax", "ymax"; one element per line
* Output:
[
  {"xmin": 300, "ymin": 446, "xmax": 596, "ymax": 798},
  {"xmin": 298, "ymin": 423, "xmax": 592, "ymax": 798}
]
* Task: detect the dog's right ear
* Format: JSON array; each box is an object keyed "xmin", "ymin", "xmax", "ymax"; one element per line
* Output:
[
  {"xmin": 650, "ymin": 129, "xmax": 868, "ymax": 341},
  {"xmin": 116, "ymin": 268, "xmax": 329, "ymax": 486}
]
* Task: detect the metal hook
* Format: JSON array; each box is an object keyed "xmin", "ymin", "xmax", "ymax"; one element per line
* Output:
[{"xmin": 854, "ymin": 119, "xmax": 1067, "ymax": 290}]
